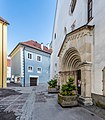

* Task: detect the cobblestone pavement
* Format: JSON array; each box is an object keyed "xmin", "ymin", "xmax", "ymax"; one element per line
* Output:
[
  {"xmin": 0, "ymin": 84, "xmax": 104, "ymax": 120},
  {"xmin": 31, "ymin": 84, "xmax": 104, "ymax": 120},
  {"xmin": 0, "ymin": 87, "xmax": 33, "ymax": 120}
]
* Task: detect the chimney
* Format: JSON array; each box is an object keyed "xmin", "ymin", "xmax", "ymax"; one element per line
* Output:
[
  {"xmin": 47, "ymin": 43, "xmax": 50, "ymax": 49},
  {"xmin": 41, "ymin": 43, "xmax": 43, "ymax": 50}
]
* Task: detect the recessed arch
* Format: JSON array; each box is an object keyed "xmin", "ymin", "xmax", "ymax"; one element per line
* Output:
[{"xmin": 62, "ymin": 47, "xmax": 81, "ymax": 71}]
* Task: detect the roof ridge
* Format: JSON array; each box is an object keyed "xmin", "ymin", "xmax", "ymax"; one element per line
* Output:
[{"xmin": 20, "ymin": 40, "xmax": 52, "ymax": 54}]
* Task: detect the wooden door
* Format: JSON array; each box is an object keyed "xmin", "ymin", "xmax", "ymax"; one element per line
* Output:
[{"xmin": 30, "ymin": 78, "xmax": 37, "ymax": 86}]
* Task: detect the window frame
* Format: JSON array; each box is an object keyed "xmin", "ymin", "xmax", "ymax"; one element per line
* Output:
[
  {"xmin": 69, "ymin": 0, "xmax": 77, "ymax": 15},
  {"xmin": 88, "ymin": 0, "xmax": 93, "ymax": 22},
  {"xmin": 36, "ymin": 54, "xmax": 42, "ymax": 62},
  {"xmin": 54, "ymin": 33, "xmax": 56, "ymax": 39},
  {"xmin": 28, "ymin": 66, "xmax": 33, "ymax": 72},
  {"xmin": 27, "ymin": 52, "xmax": 33, "ymax": 60},
  {"xmin": 37, "ymin": 67, "xmax": 42, "ymax": 73},
  {"xmin": 64, "ymin": 27, "xmax": 67, "ymax": 34}
]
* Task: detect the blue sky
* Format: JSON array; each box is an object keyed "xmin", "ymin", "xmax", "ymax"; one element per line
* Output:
[{"xmin": 0, "ymin": 0, "xmax": 56, "ymax": 55}]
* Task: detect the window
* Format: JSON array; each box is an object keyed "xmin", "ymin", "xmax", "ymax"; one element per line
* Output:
[
  {"xmin": 36, "ymin": 55, "xmax": 42, "ymax": 62},
  {"xmin": 88, "ymin": 0, "xmax": 93, "ymax": 22},
  {"xmin": 54, "ymin": 33, "xmax": 56, "ymax": 39},
  {"xmin": 71, "ymin": 20, "xmax": 76, "ymax": 31},
  {"xmin": 55, "ymin": 63, "xmax": 57, "ymax": 67},
  {"xmin": 69, "ymin": 0, "xmax": 77, "ymax": 15},
  {"xmin": 37, "ymin": 67, "xmax": 42, "ymax": 73},
  {"xmin": 28, "ymin": 66, "xmax": 33, "ymax": 72},
  {"xmin": 64, "ymin": 27, "xmax": 67, "ymax": 34},
  {"xmin": 28, "ymin": 53, "xmax": 33, "ymax": 60}
]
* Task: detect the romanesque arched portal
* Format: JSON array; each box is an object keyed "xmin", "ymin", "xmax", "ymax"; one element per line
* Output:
[
  {"xmin": 58, "ymin": 25, "xmax": 94, "ymax": 105},
  {"xmin": 61, "ymin": 47, "xmax": 82, "ymax": 94},
  {"xmin": 62, "ymin": 47, "xmax": 81, "ymax": 71}
]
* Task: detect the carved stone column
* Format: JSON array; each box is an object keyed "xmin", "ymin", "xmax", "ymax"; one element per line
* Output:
[
  {"xmin": 59, "ymin": 71, "xmax": 76, "ymax": 87},
  {"xmin": 78, "ymin": 62, "xmax": 93, "ymax": 106}
]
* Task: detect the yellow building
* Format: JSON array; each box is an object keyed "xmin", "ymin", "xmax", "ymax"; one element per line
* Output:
[{"xmin": 0, "ymin": 17, "xmax": 9, "ymax": 88}]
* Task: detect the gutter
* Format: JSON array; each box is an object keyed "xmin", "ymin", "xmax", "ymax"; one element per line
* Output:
[
  {"xmin": 9, "ymin": 42, "xmax": 51, "ymax": 57},
  {"xmin": 20, "ymin": 43, "xmax": 51, "ymax": 54}
]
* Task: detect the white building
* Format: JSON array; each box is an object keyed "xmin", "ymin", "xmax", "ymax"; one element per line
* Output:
[
  {"xmin": 51, "ymin": 0, "xmax": 105, "ymax": 106},
  {"xmin": 7, "ymin": 58, "xmax": 11, "ymax": 83}
]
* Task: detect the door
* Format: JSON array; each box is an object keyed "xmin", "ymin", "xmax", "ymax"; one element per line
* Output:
[
  {"xmin": 30, "ymin": 77, "xmax": 37, "ymax": 86},
  {"xmin": 77, "ymin": 70, "xmax": 81, "ymax": 95}
]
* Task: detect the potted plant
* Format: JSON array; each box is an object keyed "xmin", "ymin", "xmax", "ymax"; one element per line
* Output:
[
  {"xmin": 48, "ymin": 79, "xmax": 59, "ymax": 93},
  {"xmin": 58, "ymin": 77, "xmax": 78, "ymax": 107}
]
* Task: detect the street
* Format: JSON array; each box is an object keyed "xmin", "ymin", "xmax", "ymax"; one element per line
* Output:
[{"xmin": 0, "ymin": 84, "xmax": 104, "ymax": 120}]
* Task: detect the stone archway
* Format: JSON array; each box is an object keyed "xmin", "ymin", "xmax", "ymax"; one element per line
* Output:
[
  {"xmin": 58, "ymin": 25, "xmax": 94, "ymax": 105},
  {"xmin": 60, "ymin": 47, "xmax": 81, "ymax": 83},
  {"xmin": 62, "ymin": 47, "xmax": 81, "ymax": 71},
  {"xmin": 60, "ymin": 47, "xmax": 82, "ymax": 95}
]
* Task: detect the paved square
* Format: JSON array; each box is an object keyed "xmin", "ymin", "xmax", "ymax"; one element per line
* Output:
[{"xmin": 0, "ymin": 84, "xmax": 104, "ymax": 120}]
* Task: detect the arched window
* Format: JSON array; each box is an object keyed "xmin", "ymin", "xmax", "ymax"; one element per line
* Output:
[
  {"xmin": 69, "ymin": 0, "xmax": 77, "ymax": 15},
  {"xmin": 54, "ymin": 33, "xmax": 56, "ymax": 39},
  {"xmin": 64, "ymin": 27, "xmax": 67, "ymax": 34},
  {"xmin": 88, "ymin": 0, "xmax": 93, "ymax": 22}
]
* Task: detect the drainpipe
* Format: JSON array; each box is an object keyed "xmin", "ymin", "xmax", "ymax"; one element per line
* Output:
[
  {"xmin": 2, "ymin": 23, "xmax": 4, "ymax": 88},
  {"xmin": 23, "ymin": 47, "xmax": 25, "ymax": 87}
]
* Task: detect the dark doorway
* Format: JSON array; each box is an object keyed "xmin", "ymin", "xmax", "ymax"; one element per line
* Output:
[
  {"xmin": 77, "ymin": 70, "xmax": 81, "ymax": 95},
  {"xmin": 30, "ymin": 77, "xmax": 37, "ymax": 86}
]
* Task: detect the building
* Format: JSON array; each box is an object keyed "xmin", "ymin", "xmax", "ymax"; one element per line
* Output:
[
  {"xmin": 51, "ymin": 0, "xmax": 105, "ymax": 106},
  {"xmin": 9, "ymin": 40, "xmax": 51, "ymax": 86},
  {"xmin": 0, "ymin": 17, "xmax": 9, "ymax": 88},
  {"xmin": 7, "ymin": 58, "xmax": 11, "ymax": 83}
]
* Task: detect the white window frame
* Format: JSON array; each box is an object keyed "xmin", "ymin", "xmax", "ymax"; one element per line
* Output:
[
  {"xmin": 28, "ymin": 66, "xmax": 33, "ymax": 72},
  {"xmin": 27, "ymin": 52, "xmax": 33, "ymax": 60},
  {"xmin": 37, "ymin": 67, "xmax": 42, "ymax": 73},
  {"xmin": 36, "ymin": 54, "xmax": 42, "ymax": 62}
]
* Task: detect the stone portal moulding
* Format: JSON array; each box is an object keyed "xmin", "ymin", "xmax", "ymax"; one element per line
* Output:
[{"xmin": 58, "ymin": 25, "xmax": 94, "ymax": 106}]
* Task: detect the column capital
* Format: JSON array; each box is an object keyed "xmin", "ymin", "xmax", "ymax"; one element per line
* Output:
[{"xmin": 80, "ymin": 61, "xmax": 92, "ymax": 69}]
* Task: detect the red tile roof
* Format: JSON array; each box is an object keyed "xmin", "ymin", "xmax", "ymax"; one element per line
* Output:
[
  {"xmin": 20, "ymin": 40, "xmax": 52, "ymax": 54},
  {"xmin": 7, "ymin": 59, "xmax": 11, "ymax": 67}
]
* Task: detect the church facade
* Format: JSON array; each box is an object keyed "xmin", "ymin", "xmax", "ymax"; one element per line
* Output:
[{"xmin": 50, "ymin": 0, "xmax": 105, "ymax": 106}]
